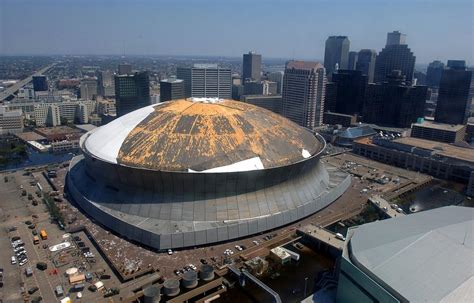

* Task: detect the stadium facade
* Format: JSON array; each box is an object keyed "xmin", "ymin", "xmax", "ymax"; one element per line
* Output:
[{"xmin": 66, "ymin": 98, "xmax": 350, "ymax": 250}]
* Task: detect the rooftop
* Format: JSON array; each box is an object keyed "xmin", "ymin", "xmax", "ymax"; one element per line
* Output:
[
  {"xmin": 16, "ymin": 132, "xmax": 46, "ymax": 142},
  {"xmin": 396, "ymin": 137, "xmax": 474, "ymax": 163},
  {"xmin": 84, "ymin": 99, "xmax": 323, "ymax": 172},
  {"xmin": 337, "ymin": 125, "xmax": 376, "ymax": 139},
  {"xmin": 356, "ymin": 136, "xmax": 474, "ymax": 163},
  {"xmin": 412, "ymin": 121, "xmax": 466, "ymax": 132},
  {"xmin": 160, "ymin": 78, "xmax": 183, "ymax": 84},
  {"xmin": 35, "ymin": 126, "xmax": 81, "ymax": 136},
  {"xmin": 348, "ymin": 206, "xmax": 474, "ymax": 303},
  {"xmin": 286, "ymin": 61, "xmax": 324, "ymax": 71}
]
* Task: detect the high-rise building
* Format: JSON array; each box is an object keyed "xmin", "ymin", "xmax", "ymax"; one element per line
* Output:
[
  {"xmin": 434, "ymin": 66, "xmax": 473, "ymax": 125},
  {"xmin": 114, "ymin": 71, "xmax": 151, "ymax": 117},
  {"xmin": 262, "ymin": 80, "xmax": 278, "ymax": 95},
  {"xmin": 75, "ymin": 103, "xmax": 89, "ymax": 124},
  {"xmin": 267, "ymin": 71, "xmax": 284, "ymax": 94},
  {"xmin": 282, "ymin": 61, "xmax": 326, "ymax": 128},
  {"xmin": 243, "ymin": 81, "xmax": 263, "ymax": 95},
  {"xmin": 414, "ymin": 71, "xmax": 427, "ymax": 86},
  {"xmin": 32, "ymin": 75, "xmax": 48, "ymax": 92},
  {"xmin": 374, "ymin": 31, "xmax": 416, "ymax": 84},
  {"xmin": 348, "ymin": 51, "xmax": 358, "ymax": 70},
  {"xmin": 363, "ymin": 70, "xmax": 427, "ymax": 128},
  {"xmin": 242, "ymin": 51, "xmax": 262, "ymax": 83},
  {"xmin": 426, "ymin": 60, "xmax": 445, "ymax": 88},
  {"xmin": 33, "ymin": 103, "xmax": 61, "ymax": 127},
  {"xmin": 0, "ymin": 106, "xmax": 23, "ymax": 135},
  {"xmin": 447, "ymin": 60, "xmax": 466, "ymax": 69},
  {"xmin": 80, "ymin": 78, "xmax": 98, "ymax": 100},
  {"xmin": 324, "ymin": 36, "xmax": 350, "ymax": 78},
  {"xmin": 386, "ymin": 30, "xmax": 406, "ymax": 45},
  {"xmin": 324, "ymin": 82, "xmax": 337, "ymax": 113},
  {"xmin": 327, "ymin": 69, "xmax": 367, "ymax": 115},
  {"xmin": 240, "ymin": 95, "xmax": 282, "ymax": 114},
  {"xmin": 356, "ymin": 49, "xmax": 377, "ymax": 83},
  {"xmin": 98, "ymin": 71, "xmax": 115, "ymax": 97},
  {"xmin": 46, "ymin": 104, "xmax": 61, "ymax": 127},
  {"xmin": 159, "ymin": 77, "xmax": 185, "ymax": 102},
  {"xmin": 118, "ymin": 64, "xmax": 132, "ymax": 75},
  {"xmin": 176, "ymin": 64, "xmax": 231, "ymax": 99}
]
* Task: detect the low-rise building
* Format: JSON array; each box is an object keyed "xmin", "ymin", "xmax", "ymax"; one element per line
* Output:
[
  {"xmin": 411, "ymin": 120, "xmax": 466, "ymax": 143},
  {"xmin": 34, "ymin": 126, "xmax": 82, "ymax": 141},
  {"xmin": 353, "ymin": 135, "xmax": 474, "ymax": 184},
  {"xmin": 50, "ymin": 138, "xmax": 80, "ymax": 153},
  {"xmin": 337, "ymin": 206, "xmax": 474, "ymax": 303},
  {"xmin": 269, "ymin": 247, "xmax": 291, "ymax": 265}
]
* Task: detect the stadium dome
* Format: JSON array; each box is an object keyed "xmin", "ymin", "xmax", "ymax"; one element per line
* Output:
[
  {"xmin": 83, "ymin": 99, "xmax": 321, "ymax": 171},
  {"xmin": 67, "ymin": 98, "xmax": 350, "ymax": 250}
]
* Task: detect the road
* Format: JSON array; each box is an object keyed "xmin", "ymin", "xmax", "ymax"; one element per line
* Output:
[{"xmin": 0, "ymin": 63, "xmax": 55, "ymax": 101}]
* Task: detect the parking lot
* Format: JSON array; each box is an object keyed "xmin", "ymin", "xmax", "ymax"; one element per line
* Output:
[
  {"xmin": 323, "ymin": 153, "xmax": 432, "ymax": 200},
  {"xmin": 1, "ymin": 155, "xmax": 374, "ymax": 302},
  {"xmin": 1, "ymin": 169, "xmax": 124, "ymax": 303}
]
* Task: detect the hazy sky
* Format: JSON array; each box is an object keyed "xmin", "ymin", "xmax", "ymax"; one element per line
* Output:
[{"xmin": 1, "ymin": 0, "xmax": 473, "ymax": 63}]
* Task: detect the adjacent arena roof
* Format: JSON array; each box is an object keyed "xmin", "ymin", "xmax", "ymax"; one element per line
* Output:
[
  {"xmin": 349, "ymin": 206, "xmax": 474, "ymax": 303},
  {"xmin": 84, "ymin": 99, "xmax": 321, "ymax": 172}
]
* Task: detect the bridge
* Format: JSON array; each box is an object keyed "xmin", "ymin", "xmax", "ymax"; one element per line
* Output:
[
  {"xmin": 0, "ymin": 63, "xmax": 55, "ymax": 101},
  {"xmin": 227, "ymin": 265, "xmax": 282, "ymax": 303}
]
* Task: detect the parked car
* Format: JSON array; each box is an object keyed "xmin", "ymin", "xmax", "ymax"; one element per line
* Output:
[
  {"xmin": 11, "ymin": 256, "xmax": 16, "ymax": 265},
  {"xmin": 28, "ymin": 286, "xmax": 39, "ymax": 294}
]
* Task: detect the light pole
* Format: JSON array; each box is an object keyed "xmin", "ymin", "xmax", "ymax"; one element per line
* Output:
[{"xmin": 304, "ymin": 276, "xmax": 308, "ymax": 298}]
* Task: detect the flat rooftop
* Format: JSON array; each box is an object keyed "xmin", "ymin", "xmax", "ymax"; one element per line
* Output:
[
  {"xmin": 396, "ymin": 137, "xmax": 474, "ymax": 163},
  {"xmin": 412, "ymin": 120, "xmax": 466, "ymax": 132},
  {"xmin": 16, "ymin": 131, "xmax": 46, "ymax": 142},
  {"xmin": 35, "ymin": 126, "xmax": 82, "ymax": 136},
  {"xmin": 356, "ymin": 136, "xmax": 474, "ymax": 163},
  {"xmin": 348, "ymin": 206, "xmax": 474, "ymax": 303}
]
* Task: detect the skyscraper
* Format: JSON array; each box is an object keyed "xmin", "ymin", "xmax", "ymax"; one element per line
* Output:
[
  {"xmin": 434, "ymin": 65, "xmax": 473, "ymax": 125},
  {"xmin": 356, "ymin": 49, "xmax": 377, "ymax": 83},
  {"xmin": 348, "ymin": 51, "xmax": 358, "ymax": 70},
  {"xmin": 327, "ymin": 69, "xmax": 367, "ymax": 115},
  {"xmin": 426, "ymin": 61, "xmax": 445, "ymax": 88},
  {"xmin": 267, "ymin": 71, "xmax": 284, "ymax": 94},
  {"xmin": 98, "ymin": 71, "xmax": 115, "ymax": 97},
  {"xmin": 282, "ymin": 61, "xmax": 326, "ymax": 128},
  {"xmin": 363, "ymin": 70, "xmax": 427, "ymax": 128},
  {"xmin": 324, "ymin": 36, "xmax": 350, "ymax": 78},
  {"xmin": 159, "ymin": 77, "xmax": 185, "ymax": 102},
  {"xmin": 118, "ymin": 64, "xmax": 132, "ymax": 75},
  {"xmin": 242, "ymin": 51, "xmax": 262, "ymax": 83},
  {"xmin": 386, "ymin": 30, "xmax": 406, "ymax": 45},
  {"xmin": 32, "ymin": 75, "xmax": 48, "ymax": 92},
  {"xmin": 447, "ymin": 60, "xmax": 466, "ymax": 69},
  {"xmin": 80, "ymin": 78, "xmax": 98, "ymax": 100},
  {"xmin": 176, "ymin": 64, "xmax": 231, "ymax": 99},
  {"xmin": 374, "ymin": 31, "xmax": 416, "ymax": 84},
  {"xmin": 114, "ymin": 71, "xmax": 151, "ymax": 117}
]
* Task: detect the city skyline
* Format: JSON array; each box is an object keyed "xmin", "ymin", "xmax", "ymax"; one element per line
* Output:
[{"xmin": 1, "ymin": 0, "xmax": 473, "ymax": 64}]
